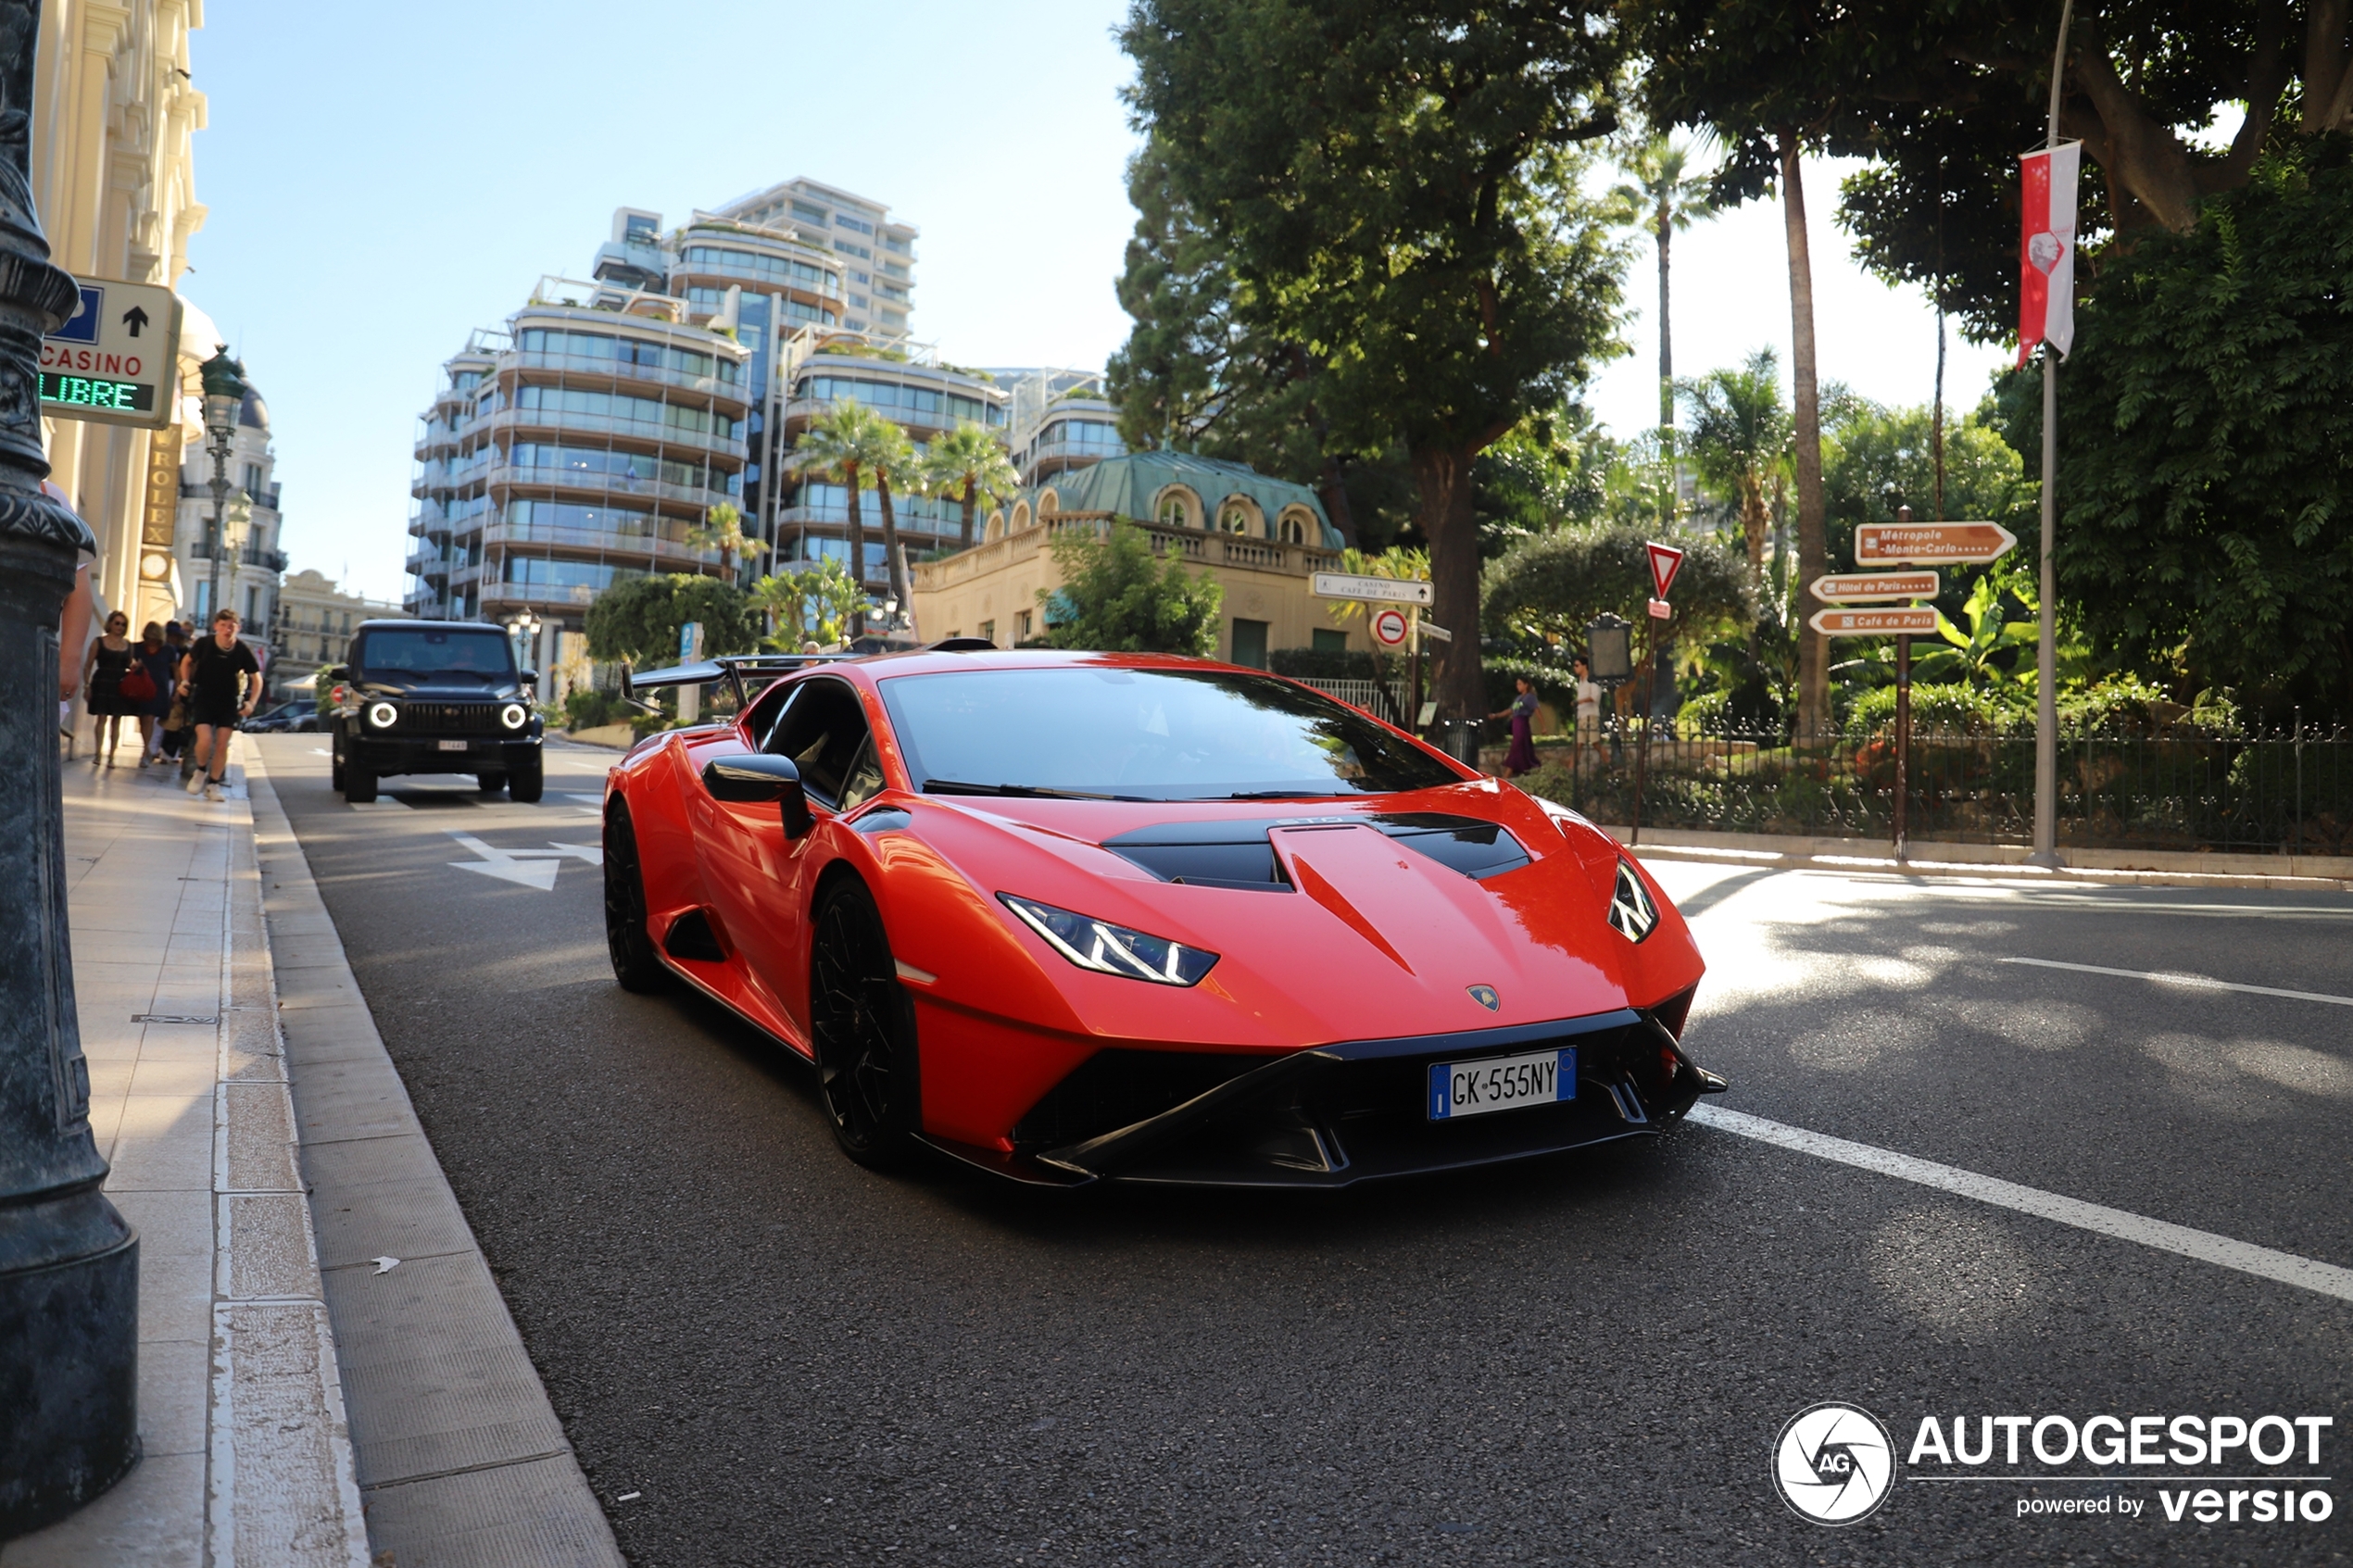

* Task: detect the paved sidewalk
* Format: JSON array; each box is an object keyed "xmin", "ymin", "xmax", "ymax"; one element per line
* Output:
[{"xmin": 4, "ymin": 742, "xmax": 368, "ymax": 1568}]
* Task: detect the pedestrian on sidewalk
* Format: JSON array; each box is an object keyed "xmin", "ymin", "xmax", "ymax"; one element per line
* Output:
[
  {"xmin": 81, "ymin": 608, "xmax": 138, "ymax": 767},
  {"xmin": 180, "ymin": 607, "xmax": 260, "ymax": 802},
  {"xmin": 57, "ymin": 555, "xmax": 94, "ymax": 759},
  {"xmin": 1488, "ymin": 674, "xmax": 1541, "ymax": 778},
  {"xmin": 130, "ymin": 621, "xmax": 176, "ymax": 765},
  {"xmin": 1573, "ymin": 657, "xmax": 1603, "ymax": 771}
]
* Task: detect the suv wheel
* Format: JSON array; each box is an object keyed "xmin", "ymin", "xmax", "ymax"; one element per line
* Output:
[
  {"xmin": 509, "ymin": 753, "xmax": 544, "ymax": 804},
  {"xmin": 476, "ymin": 771, "xmax": 508, "ymax": 796},
  {"xmin": 344, "ymin": 762, "xmax": 377, "ymax": 804}
]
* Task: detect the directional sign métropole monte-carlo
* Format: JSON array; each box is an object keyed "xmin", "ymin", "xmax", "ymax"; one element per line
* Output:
[
  {"xmin": 1853, "ymin": 522, "xmax": 2017, "ymax": 566},
  {"xmin": 40, "ymin": 275, "xmax": 182, "ymax": 431}
]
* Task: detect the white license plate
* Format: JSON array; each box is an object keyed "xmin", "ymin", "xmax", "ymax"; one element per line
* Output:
[
  {"xmin": 1427, "ymin": 1047, "xmax": 1576, "ymax": 1121},
  {"xmin": 437, "ymin": 739, "xmax": 468, "ymax": 751}
]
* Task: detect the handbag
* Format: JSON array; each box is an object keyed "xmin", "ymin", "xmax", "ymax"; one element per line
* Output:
[{"xmin": 120, "ymin": 664, "xmax": 157, "ymax": 703}]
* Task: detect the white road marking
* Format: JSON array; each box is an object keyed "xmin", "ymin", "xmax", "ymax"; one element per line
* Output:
[
  {"xmin": 444, "ymin": 830, "xmax": 601, "ymax": 890},
  {"xmin": 309, "ymin": 746, "xmax": 331, "ymax": 756},
  {"xmin": 2001, "ymin": 955, "xmax": 2353, "ymax": 1009},
  {"xmin": 1687, "ymin": 1103, "xmax": 2353, "ymax": 1304},
  {"xmin": 564, "ymin": 792, "xmax": 604, "ymax": 805},
  {"xmin": 347, "ymin": 798, "xmax": 409, "ymax": 811}
]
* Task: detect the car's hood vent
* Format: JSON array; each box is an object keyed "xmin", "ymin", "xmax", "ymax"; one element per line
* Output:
[{"xmin": 1101, "ymin": 812, "xmax": 1528, "ymax": 890}]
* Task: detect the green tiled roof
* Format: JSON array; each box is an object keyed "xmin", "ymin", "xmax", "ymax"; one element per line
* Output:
[{"xmin": 1033, "ymin": 452, "xmax": 1340, "ymax": 548}]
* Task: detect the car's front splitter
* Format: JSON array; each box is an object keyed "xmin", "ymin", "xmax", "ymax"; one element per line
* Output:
[{"xmin": 921, "ymin": 1007, "xmax": 1727, "ymax": 1191}]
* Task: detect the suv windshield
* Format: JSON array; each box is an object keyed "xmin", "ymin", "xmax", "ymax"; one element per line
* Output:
[
  {"xmin": 359, "ymin": 628, "xmax": 515, "ymax": 679},
  {"xmin": 878, "ymin": 667, "xmax": 1461, "ymax": 801}
]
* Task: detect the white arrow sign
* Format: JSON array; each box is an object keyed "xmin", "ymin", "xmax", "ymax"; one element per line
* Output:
[
  {"xmin": 1312, "ymin": 571, "xmax": 1433, "ymax": 606},
  {"xmin": 445, "ymin": 831, "xmax": 601, "ymax": 891}
]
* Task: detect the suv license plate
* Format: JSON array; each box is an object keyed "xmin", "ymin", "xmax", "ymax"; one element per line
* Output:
[
  {"xmin": 437, "ymin": 739, "xmax": 467, "ymax": 751},
  {"xmin": 1428, "ymin": 1047, "xmax": 1576, "ymax": 1121}
]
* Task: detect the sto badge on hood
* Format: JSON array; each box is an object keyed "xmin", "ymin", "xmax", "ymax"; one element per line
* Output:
[{"xmin": 1466, "ymin": 985, "xmax": 1500, "ymax": 1011}]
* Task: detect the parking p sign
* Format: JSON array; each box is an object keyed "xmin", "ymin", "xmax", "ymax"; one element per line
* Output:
[{"xmin": 39, "ymin": 275, "xmax": 182, "ymax": 430}]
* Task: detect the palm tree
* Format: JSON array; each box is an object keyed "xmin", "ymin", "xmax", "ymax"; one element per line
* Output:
[
  {"xmin": 1609, "ymin": 136, "xmax": 1717, "ymax": 470},
  {"xmin": 787, "ymin": 400, "xmax": 906, "ymax": 609},
  {"xmin": 923, "ymin": 420, "xmax": 1021, "ymax": 551},
  {"xmin": 866, "ymin": 420, "xmax": 918, "ymax": 617},
  {"xmin": 1680, "ymin": 348, "xmax": 1792, "ymax": 587},
  {"xmin": 686, "ymin": 499, "xmax": 767, "ymax": 582}
]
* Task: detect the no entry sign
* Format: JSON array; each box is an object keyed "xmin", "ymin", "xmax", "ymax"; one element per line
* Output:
[
  {"xmin": 1809, "ymin": 607, "xmax": 1939, "ymax": 637},
  {"xmin": 1854, "ymin": 523, "xmax": 2017, "ymax": 566},
  {"xmin": 1371, "ymin": 607, "xmax": 1411, "ymax": 647}
]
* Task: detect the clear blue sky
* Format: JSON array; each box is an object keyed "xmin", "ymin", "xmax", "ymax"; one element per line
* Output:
[{"xmin": 184, "ymin": 2, "xmax": 2006, "ymax": 602}]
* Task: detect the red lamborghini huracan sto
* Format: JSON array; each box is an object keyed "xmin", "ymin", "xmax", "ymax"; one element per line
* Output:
[{"xmin": 601, "ymin": 647, "xmax": 1723, "ymax": 1186}]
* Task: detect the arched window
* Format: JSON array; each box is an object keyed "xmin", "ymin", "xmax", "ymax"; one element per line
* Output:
[
  {"xmin": 1276, "ymin": 512, "xmax": 1307, "ymax": 545},
  {"xmin": 1155, "ymin": 487, "xmax": 1199, "ymax": 529},
  {"xmin": 1011, "ymin": 499, "xmax": 1033, "ymax": 533},
  {"xmin": 984, "ymin": 509, "xmax": 1005, "ymax": 542},
  {"xmin": 1219, "ymin": 500, "xmax": 1255, "ymax": 535},
  {"xmin": 1038, "ymin": 487, "xmax": 1060, "ymax": 517}
]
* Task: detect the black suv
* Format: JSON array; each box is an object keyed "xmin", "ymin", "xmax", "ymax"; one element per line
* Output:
[{"xmin": 325, "ymin": 620, "xmax": 545, "ymax": 803}]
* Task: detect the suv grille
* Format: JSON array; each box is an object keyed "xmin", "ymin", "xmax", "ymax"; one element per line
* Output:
[{"xmin": 400, "ymin": 701, "xmax": 506, "ymax": 733}]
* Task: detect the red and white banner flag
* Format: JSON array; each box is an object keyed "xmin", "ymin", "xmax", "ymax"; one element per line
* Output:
[{"xmin": 2016, "ymin": 142, "xmax": 2082, "ymax": 367}]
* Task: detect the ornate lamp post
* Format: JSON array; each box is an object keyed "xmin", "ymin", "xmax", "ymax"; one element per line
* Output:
[
  {"xmin": 0, "ymin": 6, "xmax": 143, "ymax": 1534},
  {"xmin": 199, "ymin": 348, "xmax": 247, "ymax": 622}
]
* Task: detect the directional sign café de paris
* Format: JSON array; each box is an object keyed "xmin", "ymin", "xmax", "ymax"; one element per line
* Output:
[
  {"xmin": 1809, "ymin": 606, "xmax": 1939, "ymax": 637},
  {"xmin": 1853, "ymin": 522, "xmax": 2017, "ymax": 566},
  {"xmin": 1311, "ymin": 571, "xmax": 1433, "ymax": 606}
]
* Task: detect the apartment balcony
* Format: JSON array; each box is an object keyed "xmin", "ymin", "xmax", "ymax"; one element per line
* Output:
[
  {"xmin": 668, "ymin": 254, "xmax": 842, "ymax": 306},
  {"xmin": 913, "ymin": 512, "xmax": 1338, "ymax": 596},
  {"xmin": 475, "ymin": 583, "xmax": 601, "ymax": 613},
  {"xmin": 469, "ymin": 406, "xmax": 748, "ymax": 463},
  {"xmin": 481, "ymin": 457, "xmax": 739, "ymax": 515},
  {"xmin": 508, "ymin": 348, "xmax": 752, "ymax": 411},
  {"xmin": 476, "ymin": 520, "xmax": 729, "ymax": 574}
]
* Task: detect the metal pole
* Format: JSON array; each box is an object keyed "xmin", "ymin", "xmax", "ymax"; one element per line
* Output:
[
  {"xmin": 1894, "ymin": 633, "xmax": 1912, "ymax": 859},
  {"xmin": 2030, "ymin": 0, "xmax": 2074, "ymax": 869},
  {"xmin": 0, "ymin": 0, "xmax": 141, "ymax": 1522},
  {"xmin": 1631, "ymin": 618, "xmax": 1653, "ymax": 847},
  {"xmin": 1408, "ymin": 608, "xmax": 1424, "ymax": 738}
]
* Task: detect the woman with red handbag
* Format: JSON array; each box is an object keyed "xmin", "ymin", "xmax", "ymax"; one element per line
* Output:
[{"xmin": 126, "ymin": 621, "xmax": 175, "ymax": 765}]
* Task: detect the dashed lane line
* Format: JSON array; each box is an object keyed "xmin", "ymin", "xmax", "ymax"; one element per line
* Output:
[
  {"xmin": 2000, "ymin": 955, "xmax": 2353, "ymax": 1008},
  {"xmin": 1688, "ymin": 1103, "xmax": 2353, "ymax": 1305}
]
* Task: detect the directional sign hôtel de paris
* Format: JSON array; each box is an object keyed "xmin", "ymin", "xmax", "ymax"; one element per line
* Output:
[{"xmin": 40, "ymin": 276, "xmax": 182, "ymax": 430}]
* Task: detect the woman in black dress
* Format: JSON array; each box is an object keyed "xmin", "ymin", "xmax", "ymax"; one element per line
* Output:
[{"xmin": 81, "ymin": 609, "xmax": 137, "ymax": 767}]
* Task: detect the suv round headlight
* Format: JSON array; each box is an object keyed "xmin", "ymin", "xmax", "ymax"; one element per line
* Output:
[
  {"xmin": 365, "ymin": 701, "xmax": 398, "ymax": 729},
  {"xmin": 499, "ymin": 703, "xmax": 527, "ymax": 731}
]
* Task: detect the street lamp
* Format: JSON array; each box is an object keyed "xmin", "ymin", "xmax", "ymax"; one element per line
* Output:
[
  {"xmin": 505, "ymin": 611, "xmax": 541, "ymax": 685},
  {"xmin": 199, "ymin": 349, "xmax": 249, "ymax": 624},
  {"xmin": 0, "ymin": 3, "xmax": 142, "ymax": 1526}
]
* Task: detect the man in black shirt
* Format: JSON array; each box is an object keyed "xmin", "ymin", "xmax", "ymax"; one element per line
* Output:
[{"xmin": 178, "ymin": 608, "xmax": 260, "ymax": 802}]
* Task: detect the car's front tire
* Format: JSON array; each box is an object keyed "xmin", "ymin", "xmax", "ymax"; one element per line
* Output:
[
  {"xmin": 343, "ymin": 760, "xmax": 377, "ymax": 804},
  {"xmin": 602, "ymin": 800, "xmax": 668, "ymax": 994},
  {"xmin": 810, "ymin": 880, "xmax": 919, "ymax": 1170},
  {"xmin": 476, "ymin": 771, "xmax": 508, "ymax": 796},
  {"xmin": 509, "ymin": 752, "xmax": 544, "ymax": 804}
]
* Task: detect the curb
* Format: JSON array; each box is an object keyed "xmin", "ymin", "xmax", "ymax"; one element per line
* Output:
[
  {"xmin": 1604, "ymin": 831, "xmax": 2353, "ymax": 894},
  {"xmin": 244, "ymin": 751, "xmax": 624, "ymax": 1568}
]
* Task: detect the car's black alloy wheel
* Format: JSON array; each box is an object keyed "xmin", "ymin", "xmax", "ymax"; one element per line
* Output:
[
  {"xmin": 810, "ymin": 881, "xmax": 918, "ymax": 1170},
  {"xmin": 603, "ymin": 801, "xmax": 669, "ymax": 993}
]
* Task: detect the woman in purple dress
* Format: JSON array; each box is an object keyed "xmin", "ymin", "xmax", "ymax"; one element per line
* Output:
[{"xmin": 1489, "ymin": 675, "xmax": 1541, "ymax": 777}]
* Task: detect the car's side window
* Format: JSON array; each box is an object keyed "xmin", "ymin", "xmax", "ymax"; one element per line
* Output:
[
  {"xmin": 761, "ymin": 678, "xmax": 871, "ymax": 809},
  {"xmin": 743, "ymin": 679, "xmax": 799, "ymax": 752},
  {"xmin": 837, "ymin": 734, "xmax": 884, "ymax": 812}
]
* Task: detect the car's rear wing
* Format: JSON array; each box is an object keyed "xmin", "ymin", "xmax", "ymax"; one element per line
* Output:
[{"xmin": 621, "ymin": 652, "xmax": 855, "ymax": 713}]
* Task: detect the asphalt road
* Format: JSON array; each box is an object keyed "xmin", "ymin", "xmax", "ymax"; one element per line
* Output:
[{"xmin": 256, "ymin": 734, "xmax": 2353, "ymax": 1567}]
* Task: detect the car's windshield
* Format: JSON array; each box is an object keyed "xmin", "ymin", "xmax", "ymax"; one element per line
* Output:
[
  {"xmin": 878, "ymin": 666, "xmax": 1462, "ymax": 801},
  {"xmin": 359, "ymin": 628, "xmax": 514, "ymax": 678}
]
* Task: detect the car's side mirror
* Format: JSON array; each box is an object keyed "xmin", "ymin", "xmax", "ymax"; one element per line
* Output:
[
  {"xmin": 700, "ymin": 754, "xmax": 813, "ymax": 839},
  {"xmin": 323, "ymin": 665, "xmax": 348, "ymax": 682},
  {"xmin": 518, "ymin": 668, "xmax": 538, "ymax": 684}
]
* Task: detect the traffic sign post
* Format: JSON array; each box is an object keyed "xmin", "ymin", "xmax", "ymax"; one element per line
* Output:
[
  {"xmin": 1369, "ymin": 607, "xmax": 1410, "ymax": 648},
  {"xmin": 1811, "ymin": 571, "xmax": 1940, "ymax": 604},
  {"xmin": 38, "ymin": 275, "xmax": 182, "ymax": 430},
  {"xmin": 1311, "ymin": 571, "xmax": 1433, "ymax": 606},
  {"xmin": 1631, "ymin": 544, "xmax": 1683, "ymax": 847},
  {"xmin": 1834, "ymin": 507, "xmax": 1975, "ymax": 858},
  {"xmin": 1853, "ymin": 521, "xmax": 2016, "ymax": 566}
]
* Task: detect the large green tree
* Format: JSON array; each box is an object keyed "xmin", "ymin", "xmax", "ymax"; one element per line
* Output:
[
  {"xmin": 1680, "ymin": 348, "xmax": 1792, "ymax": 586},
  {"xmin": 1482, "ymin": 523, "xmax": 1754, "ymax": 645},
  {"xmin": 584, "ymin": 573, "xmax": 757, "ymax": 667},
  {"xmin": 1122, "ymin": 0, "xmax": 1630, "ymax": 720},
  {"xmin": 786, "ymin": 400, "xmax": 911, "ymax": 608},
  {"xmin": 1607, "ymin": 135, "xmax": 1718, "ymax": 457},
  {"xmin": 922, "ymin": 420, "xmax": 1021, "ymax": 552}
]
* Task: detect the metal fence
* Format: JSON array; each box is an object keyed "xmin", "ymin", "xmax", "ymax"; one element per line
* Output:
[
  {"xmin": 1493, "ymin": 722, "xmax": 2353, "ymax": 858},
  {"xmin": 1301, "ymin": 677, "xmax": 1406, "ymax": 726}
]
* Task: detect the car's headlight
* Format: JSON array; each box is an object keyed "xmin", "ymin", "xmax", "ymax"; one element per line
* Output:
[
  {"xmin": 500, "ymin": 702, "xmax": 527, "ymax": 730},
  {"xmin": 1608, "ymin": 859, "xmax": 1657, "ymax": 943},
  {"xmin": 998, "ymin": 894, "xmax": 1219, "ymax": 986},
  {"xmin": 365, "ymin": 701, "xmax": 398, "ymax": 729}
]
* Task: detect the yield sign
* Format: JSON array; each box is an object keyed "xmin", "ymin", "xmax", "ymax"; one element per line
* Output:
[
  {"xmin": 446, "ymin": 830, "xmax": 601, "ymax": 891},
  {"xmin": 1645, "ymin": 541, "xmax": 1685, "ymax": 600}
]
